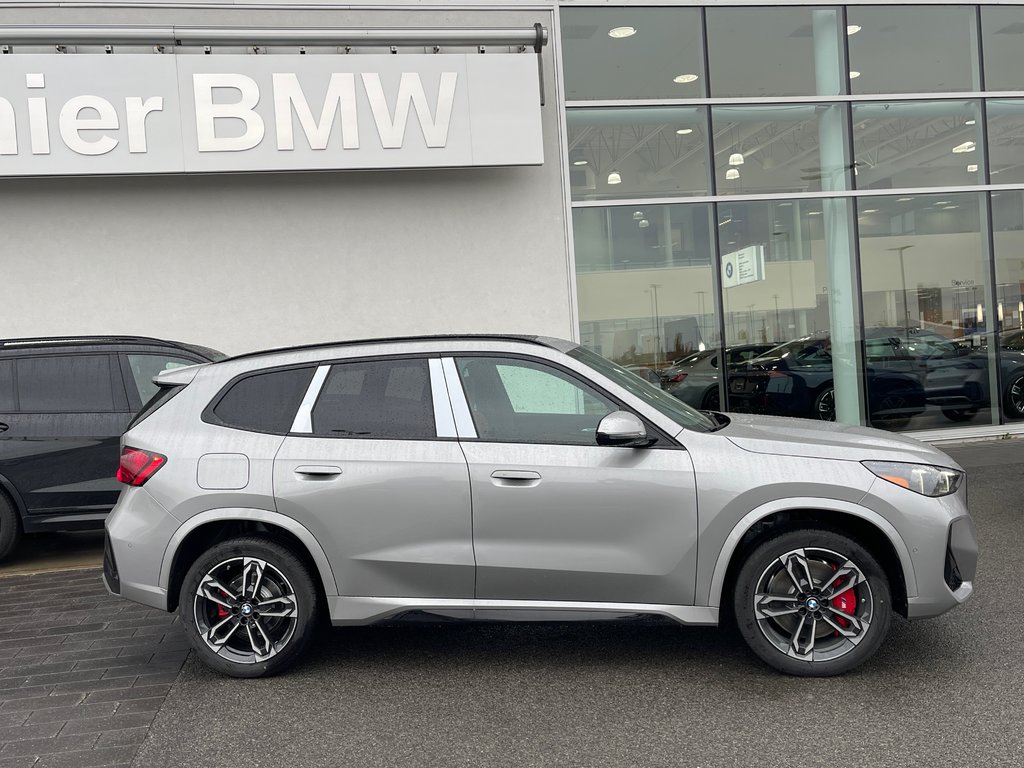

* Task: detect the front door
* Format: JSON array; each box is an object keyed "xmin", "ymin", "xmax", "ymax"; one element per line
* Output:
[{"xmin": 447, "ymin": 355, "xmax": 699, "ymax": 606}]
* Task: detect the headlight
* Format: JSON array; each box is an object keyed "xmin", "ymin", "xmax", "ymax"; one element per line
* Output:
[{"xmin": 862, "ymin": 461, "xmax": 964, "ymax": 497}]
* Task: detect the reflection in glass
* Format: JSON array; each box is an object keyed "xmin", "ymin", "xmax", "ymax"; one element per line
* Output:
[
  {"xmin": 561, "ymin": 7, "xmax": 705, "ymax": 101},
  {"xmin": 567, "ymin": 108, "xmax": 709, "ymax": 200},
  {"xmin": 991, "ymin": 191, "xmax": 1024, "ymax": 421},
  {"xmin": 981, "ymin": 7, "xmax": 1024, "ymax": 91},
  {"xmin": 575, "ymin": 204, "xmax": 720, "ymax": 388},
  {"xmin": 851, "ymin": 101, "xmax": 984, "ymax": 189},
  {"xmin": 986, "ymin": 100, "xmax": 1024, "ymax": 186},
  {"xmin": 705, "ymin": 7, "xmax": 844, "ymax": 98},
  {"xmin": 712, "ymin": 105, "xmax": 851, "ymax": 195},
  {"xmin": 857, "ymin": 193, "xmax": 999, "ymax": 430},
  {"xmin": 847, "ymin": 6, "xmax": 980, "ymax": 94}
]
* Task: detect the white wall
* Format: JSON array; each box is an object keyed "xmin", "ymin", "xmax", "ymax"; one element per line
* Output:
[{"xmin": 0, "ymin": 2, "xmax": 570, "ymax": 355}]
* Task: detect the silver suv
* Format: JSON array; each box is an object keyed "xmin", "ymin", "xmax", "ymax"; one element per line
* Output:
[{"xmin": 104, "ymin": 335, "xmax": 977, "ymax": 678}]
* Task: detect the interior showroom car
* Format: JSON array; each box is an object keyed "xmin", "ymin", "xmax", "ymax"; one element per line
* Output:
[{"xmin": 103, "ymin": 334, "xmax": 977, "ymax": 678}]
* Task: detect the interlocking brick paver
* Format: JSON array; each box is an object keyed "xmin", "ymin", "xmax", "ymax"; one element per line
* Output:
[{"xmin": 0, "ymin": 569, "xmax": 187, "ymax": 767}]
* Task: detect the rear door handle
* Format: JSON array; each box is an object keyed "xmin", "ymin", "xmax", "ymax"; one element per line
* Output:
[
  {"xmin": 294, "ymin": 465, "xmax": 342, "ymax": 478},
  {"xmin": 0, "ymin": 423, "xmax": 7, "ymax": 433},
  {"xmin": 490, "ymin": 469, "xmax": 541, "ymax": 487}
]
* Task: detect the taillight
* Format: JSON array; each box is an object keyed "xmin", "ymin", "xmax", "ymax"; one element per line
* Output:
[
  {"xmin": 671, "ymin": 373, "xmax": 688, "ymax": 383},
  {"xmin": 117, "ymin": 447, "xmax": 166, "ymax": 486}
]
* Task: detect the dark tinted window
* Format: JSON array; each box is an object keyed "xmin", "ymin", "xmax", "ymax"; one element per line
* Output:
[
  {"xmin": 0, "ymin": 361, "xmax": 13, "ymax": 411},
  {"xmin": 17, "ymin": 355, "xmax": 115, "ymax": 412},
  {"xmin": 213, "ymin": 367, "xmax": 315, "ymax": 434},
  {"xmin": 312, "ymin": 359, "xmax": 435, "ymax": 439}
]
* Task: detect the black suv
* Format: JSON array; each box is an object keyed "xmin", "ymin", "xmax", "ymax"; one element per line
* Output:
[{"xmin": 0, "ymin": 336, "xmax": 225, "ymax": 561}]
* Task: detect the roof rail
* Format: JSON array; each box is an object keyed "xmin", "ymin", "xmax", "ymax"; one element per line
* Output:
[
  {"xmin": 222, "ymin": 334, "xmax": 553, "ymax": 364},
  {"xmin": 0, "ymin": 335, "xmax": 181, "ymax": 349}
]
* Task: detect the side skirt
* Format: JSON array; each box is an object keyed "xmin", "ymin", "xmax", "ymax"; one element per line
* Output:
[{"xmin": 327, "ymin": 597, "xmax": 719, "ymax": 626}]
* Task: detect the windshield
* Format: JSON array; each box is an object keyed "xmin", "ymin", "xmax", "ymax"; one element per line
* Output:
[{"xmin": 568, "ymin": 346, "xmax": 717, "ymax": 433}]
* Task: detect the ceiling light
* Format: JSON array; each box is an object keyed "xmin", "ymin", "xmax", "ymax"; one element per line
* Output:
[
  {"xmin": 952, "ymin": 141, "xmax": 976, "ymax": 154},
  {"xmin": 934, "ymin": 201, "xmax": 951, "ymax": 205},
  {"xmin": 673, "ymin": 73, "xmax": 699, "ymax": 84},
  {"xmin": 572, "ymin": 160, "xmax": 588, "ymax": 166},
  {"xmin": 718, "ymin": 217, "xmax": 733, "ymax": 227},
  {"xmin": 676, "ymin": 128, "xmax": 694, "ymax": 135},
  {"xmin": 778, "ymin": 202, "xmax": 792, "ymax": 207},
  {"xmin": 638, "ymin": 219, "xmax": 650, "ymax": 228},
  {"xmin": 897, "ymin": 197, "xmax": 915, "ymax": 202},
  {"xmin": 808, "ymin": 211, "xmax": 822, "ymax": 216},
  {"xmin": 862, "ymin": 208, "xmax": 879, "ymax": 213},
  {"xmin": 943, "ymin": 205, "xmax": 959, "ymax": 210},
  {"xmin": 608, "ymin": 26, "xmax": 637, "ymax": 39},
  {"xmin": 725, "ymin": 168, "xmax": 740, "ymax": 180},
  {"xmin": 849, "ymin": 71, "xmax": 861, "ymax": 79},
  {"xmin": 607, "ymin": 170, "xmax": 622, "ymax": 185},
  {"xmin": 728, "ymin": 152, "xmax": 745, "ymax": 166},
  {"xmin": 633, "ymin": 210, "xmax": 645, "ymax": 220},
  {"xmin": 965, "ymin": 119, "xmax": 976, "ymax": 126},
  {"xmin": 967, "ymin": 164, "xmax": 978, "ymax": 173},
  {"xmin": 847, "ymin": 24, "xmax": 862, "ymax": 35}
]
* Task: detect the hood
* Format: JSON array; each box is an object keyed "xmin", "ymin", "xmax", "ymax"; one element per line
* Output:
[{"xmin": 717, "ymin": 413, "xmax": 960, "ymax": 468}]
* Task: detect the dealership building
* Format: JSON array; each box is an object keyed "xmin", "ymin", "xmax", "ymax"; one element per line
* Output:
[{"xmin": 3, "ymin": 0, "xmax": 1024, "ymax": 440}]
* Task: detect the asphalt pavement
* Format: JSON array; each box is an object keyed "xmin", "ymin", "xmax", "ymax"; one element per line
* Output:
[{"xmin": 2, "ymin": 439, "xmax": 1023, "ymax": 768}]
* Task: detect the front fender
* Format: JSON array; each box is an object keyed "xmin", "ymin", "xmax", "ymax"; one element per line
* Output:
[{"xmin": 703, "ymin": 497, "xmax": 917, "ymax": 608}]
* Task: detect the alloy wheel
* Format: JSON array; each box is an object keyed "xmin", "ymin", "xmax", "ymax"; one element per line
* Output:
[
  {"xmin": 193, "ymin": 556, "xmax": 299, "ymax": 664},
  {"xmin": 753, "ymin": 547, "xmax": 873, "ymax": 663},
  {"xmin": 814, "ymin": 388, "xmax": 836, "ymax": 421}
]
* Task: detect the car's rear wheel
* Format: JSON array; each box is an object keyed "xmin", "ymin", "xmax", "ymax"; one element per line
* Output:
[
  {"xmin": 0, "ymin": 493, "xmax": 22, "ymax": 562},
  {"xmin": 179, "ymin": 536, "xmax": 319, "ymax": 678},
  {"xmin": 813, "ymin": 387, "xmax": 836, "ymax": 421},
  {"xmin": 733, "ymin": 529, "xmax": 892, "ymax": 676},
  {"xmin": 942, "ymin": 406, "xmax": 979, "ymax": 423},
  {"xmin": 1003, "ymin": 372, "xmax": 1024, "ymax": 419},
  {"xmin": 701, "ymin": 387, "xmax": 721, "ymax": 411}
]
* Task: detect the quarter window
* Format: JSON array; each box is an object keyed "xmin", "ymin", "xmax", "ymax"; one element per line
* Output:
[
  {"xmin": 17, "ymin": 355, "xmax": 116, "ymax": 413},
  {"xmin": 213, "ymin": 367, "xmax": 315, "ymax": 434},
  {"xmin": 456, "ymin": 357, "xmax": 615, "ymax": 445},
  {"xmin": 311, "ymin": 359, "xmax": 435, "ymax": 439},
  {"xmin": 0, "ymin": 361, "xmax": 13, "ymax": 411},
  {"xmin": 127, "ymin": 355, "xmax": 196, "ymax": 404}
]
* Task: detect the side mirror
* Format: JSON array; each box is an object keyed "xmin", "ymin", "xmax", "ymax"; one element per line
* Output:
[{"xmin": 596, "ymin": 411, "xmax": 651, "ymax": 447}]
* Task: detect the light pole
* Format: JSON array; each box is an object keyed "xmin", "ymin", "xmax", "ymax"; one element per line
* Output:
[
  {"xmin": 645, "ymin": 284, "xmax": 662, "ymax": 368},
  {"xmin": 772, "ymin": 294, "xmax": 781, "ymax": 342},
  {"xmin": 887, "ymin": 245, "xmax": 914, "ymax": 336}
]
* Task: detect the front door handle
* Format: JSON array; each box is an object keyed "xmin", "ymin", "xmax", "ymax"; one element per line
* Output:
[
  {"xmin": 490, "ymin": 469, "xmax": 542, "ymax": 487},
  {"xmin": 294, "ymin": 465, "xmax": 342, "ymax": 479}
]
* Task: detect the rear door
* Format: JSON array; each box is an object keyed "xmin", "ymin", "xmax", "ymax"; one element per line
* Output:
[
  {"xmin": 0, "ymin": 353, "xmax": 129, "ymax": 515},
  {"xmin": 273, "ymin": 356, "xmax": 474, "ymax": 599}
]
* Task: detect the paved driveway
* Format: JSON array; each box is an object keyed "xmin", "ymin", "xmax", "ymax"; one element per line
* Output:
[{"xmin": 1, "ymin": 440, "xmax": 1021, "ymax": 767}]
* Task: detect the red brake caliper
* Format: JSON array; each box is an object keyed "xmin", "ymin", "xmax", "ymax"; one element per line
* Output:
[
  {"xmin": 217, "ymin": 590, "xmax": 231, "ymax": 619},
  {"xmin": 829, "ymin": 568, "xmax": 853, "ymax": 633}
]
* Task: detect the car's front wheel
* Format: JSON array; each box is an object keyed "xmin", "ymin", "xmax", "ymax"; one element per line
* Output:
[
  {"xmin": 733, "ymin": 529, "xmax": 892, "ymax": 676},
  {"xmin": 179, "ymin": 536, "xmax": 320, "ymax": 678},
  {"xmin": 0, "ymin": 493, "xmax": 22, "ymax": 562}
]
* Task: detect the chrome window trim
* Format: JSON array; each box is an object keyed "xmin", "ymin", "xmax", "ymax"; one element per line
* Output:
[
  {"xmin": 428, "ymin": 358, "xmax": 458, "ymax": 439},
  {"xmin": 289, "ymin": 364, "xmax": 330, "ymax": 435},
  {"xmin": 439, "ymin": 357, "xmax": 478, "ymax": 439}
]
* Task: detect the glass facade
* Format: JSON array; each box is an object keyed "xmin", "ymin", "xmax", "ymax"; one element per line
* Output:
[{"xmin": 562, "ymin": 3, "xmax": 1024, "ymax": 434}]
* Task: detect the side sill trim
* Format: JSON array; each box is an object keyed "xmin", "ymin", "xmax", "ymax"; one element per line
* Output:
[{"xmin": 327, "ymin": 596, "xmax": 718, "ymax": 626}]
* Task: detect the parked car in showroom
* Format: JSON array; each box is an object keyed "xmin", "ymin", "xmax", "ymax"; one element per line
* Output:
[
  {"xmin": 664, "ymin": 344, "xmax": 774, "ymax": 410},
  {"xmin": 104, "ymin": 334, "xmax": 976, "ymax": 679},
  {"xmin": 0, "ymin": 336, "xmax": 225, "ymax": 561},
  {"xmin": 728, "ymin": 328, "xmax": 1024, "ymax": 426}
]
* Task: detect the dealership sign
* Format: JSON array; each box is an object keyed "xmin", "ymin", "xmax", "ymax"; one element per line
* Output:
[
  {"xmin": 0, "ymin": 53, "xmax": 543, "ymax": 176},
  {"xmin": 722, "ymin": 245, "xmax": 766, "ymax": 288}
]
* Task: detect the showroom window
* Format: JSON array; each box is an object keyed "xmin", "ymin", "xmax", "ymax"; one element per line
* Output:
[{"xmin": 562, "ymin": 3, "xmax": 1024, "ymax": 435}]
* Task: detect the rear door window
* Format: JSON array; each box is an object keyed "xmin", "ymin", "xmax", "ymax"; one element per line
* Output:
[
  {"xmin": 311, "ymin": 358, "xmax": 435, "ymax": 439},
  {"xmin": 17, "ymin": 355, "xmax": 117, "ymax": 412},
  {"xmin": 211, "ymin": 367, "xmax": 316, "ymax": 434}
]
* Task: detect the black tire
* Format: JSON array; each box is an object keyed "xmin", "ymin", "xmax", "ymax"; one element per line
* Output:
[
  {"xmin": 1003, "ymin": 372, "xmax": 1024, "ymax": 420},
  {"xmin": 733, "ymin": 528, "xmax": 892, "ymax": 677},
  {"xmin": 179, "ymin": 536, "xmax": 320, "ymax": 678},
  {"xmin": 942, "ymin": 406, "xmax": 979, "ymax": 423},
  {"xmin": 870, "ymin": 394, "xmax": 913, "ymax": 431},
  {"xmin": 700, "ymin": 387, "xmax": 721, "ymax": 411},
  {"xmin": 0, "ymin": 492, "xmax": 22, "ymax": 563},
  {"xmin": 813, "ymin": 386, "xmax": 836, "ymax": 421}
]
